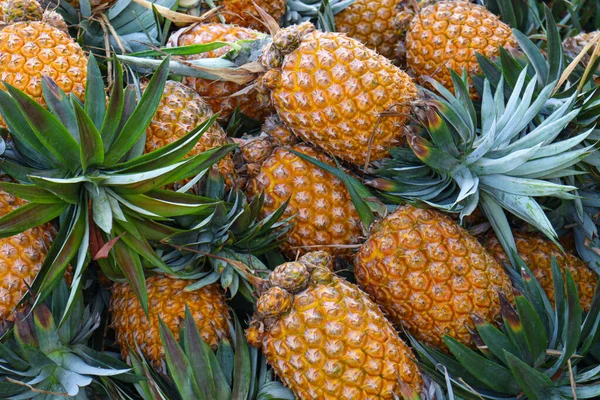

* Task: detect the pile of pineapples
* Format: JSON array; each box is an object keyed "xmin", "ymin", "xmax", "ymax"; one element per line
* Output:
[{"xmin": 1, "ymin": 0, "xmax": 600, "ymax": 398}]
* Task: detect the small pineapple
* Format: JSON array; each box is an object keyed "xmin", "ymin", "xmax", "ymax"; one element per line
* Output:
[
  {"xmin": 146, "ymin": 80, "xmax": 238, "ymax": 189},
  {"xmin": 403, "ymin": 1, "xmax": 518, "ymax": 96},
  {"xmin": 333, "ymin": 0, "xmax": 404, "ymax": 61},
  {"xmin": 245, "ymin": 120, "xmax": 363, "ymax": 258},
  {"xmin": 484, "ymin": 231, "xmax": 597, "ymax": 311},
  {"xmin": 167, "ymin": 23, "xmax": 273, "ymax": 123},
  {"xmin": 354, "ymin": 204, "xmax": 514, "ymax": 349},
  {"xmin": 0, "ymin": 0, "xmax": 42, "ymax": 23},
  {"xmin": 246, "ymin": 252, "xmax": 423, "ymax": 399},
  {"xmin": 110, "ymin": 275, "xmax": 231, "ymax": 368},
  {"xmin": 206, "ymin": 0, "xmax": 286, "ymax": 32},
  {"xmin": 0, "ymin": 177, "xmax": 56, "ymax": 323},
  {"xmin": 0, "ymin": 21, "xmax": 87, "ymax": 127}
]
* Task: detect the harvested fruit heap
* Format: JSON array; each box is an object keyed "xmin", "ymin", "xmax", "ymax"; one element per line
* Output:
[{"xmin": 2, "ymin": 0, "xmax": 600, "ymax": 399}]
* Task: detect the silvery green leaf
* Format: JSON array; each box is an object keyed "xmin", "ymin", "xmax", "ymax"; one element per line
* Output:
[
  {"xmin": 62, "ymin": 353, "xmax": 130, "ymax": 376},
  {"xmin": 479, "ymin": 192, "xmax": 518, "ymax": 266},
  {"xmin": 484, "ymin": 188, "xmax": 557, "ymax": 239},
  {"xmin": 472, "ymin": 144, "xmax": 541, "ymax": 175},
  {"xmin": 530, "ymin": 130, "xmax": 593, "ymax": 159},
  {"xmin": 55, "ymin": 367, "xmax": 92, "ymax": 396},
  {"xmin": 495, "ymin": 68, "xmax": 528, "ymax": 135},
  {"xmin": 495, "ymin": 74, "xmax": 537, "ymax": 144},
  {"xmin": 118, "ymin": 55, "xmax": 239, "ymax": 80},
  {"xmin": 107, "ymin": 192, "xmax": 127, "ymax": 222},
  {"xmin": 451, "ymin": 166, "xmax": 478, "ymax": 204},
  {"xmin": 480, "ymin": 80, "xmax": 495, "ymax": 137},
  {"xmin": 100, "ymin": 161, "xmax": 185, "ymax": 185},
  {"xmin": 466, "ymin": 118, "xmax": 497, "ymax": 164},
  {"xmin": 109, "ymin": 192, "xmax": 160, "ymax": 218},
  {"xmin": 480, "ymin": 175, "xmax": 578, "ymax": 197},
  {"xmin": 510, "ymin": 147, "xmax": 591, "ymax": 178},
  {"xmin": 90, "ymin": 187, "xmax": 113, "ymax": 234}
]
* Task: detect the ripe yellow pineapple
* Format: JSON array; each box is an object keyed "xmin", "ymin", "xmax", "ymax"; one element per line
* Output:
[
  {"xmin": 484, "ymin": 231, "xmax": 597, "ymax": 311},
  {"xmin": 354, "ymin": 204, "xmax": 514, "ymax": 349},
  {"xmin": 167, "ymin": 23, "xmax": 273, "ymax": 123},
  {"xmin": 0, "ymin": 177, "xmax": 56, "ymax": 323},
  {"xmin": 259, "ymin": 22, "xmax": 418, "ymax": 166},
  {"xmin": 110, "ymin": 275, "xmax": 231, "ymax": 368},
  {"xmin": 333, "ymin": 0, "xmax": 403, "ymax": 61},
  {"xmin": 0, "ymin": 21, "xmax": 87, "ymax": 127},
  {"xmin": 146, "ymin": 80, "xmax": 238, "ymax": 189},
  {"xmin": 246, "ymin": 252, "xmax": 423, "ymax": 399},
  {"xmin": 246, "ymin": 137, "xmax": 363, "ymax": 258},
  {"xmin": 404, "ymin": 1, "xmax": 518, "ymax": 96},
  {"xmin": 206, "ymin": 0, "xmax": 286, "ymax": 32}
]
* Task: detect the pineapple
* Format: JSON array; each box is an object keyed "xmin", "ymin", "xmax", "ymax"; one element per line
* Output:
[
  {"xmin": 0, "ymin": 21, "xmax": 87, "ymax": 127},
  {"xmin": 484, "ymin": 231, "xmax": 597, "ymax": 311},
  {"xmin": 110, "ymin": 275, "xmax": 231, "ymax": 368},
  {"xmin": 0, "ymin": 176, "xmax": 55, "ymax": 323},
  {"xmin": 0, "ymin": 0, "xmax": 42, "ymax": 23},
  {"xmin": 333, "ymin": 0, "xmax": 403, "ymax": 61},
  {"xmin": 259, "ymin": 22, "xmax": 418, "ymax": 166},
  {"xmin": 167, "ymin": 23, "xmax": 273, "ymax": 123},
  {"xmin": 206, "ymin": 0, "xmax": 286, "ymax": 32},
  {"xmin": 146, "ymin": 80, "xmax": 238, "ymax": 189},
  {"xmin": 245, "ymin": 119, "xmax": 363, "ymax": 258},
  {"xmin": 246, "ymin": 252, "xmax": 423, "ymax": 399},
  {"xmin": 403, "ymin": 1, "xmax": 518, "ymax": 96},
  {"xmin": 354, "ymin": 204, "xmax": 514, "ymax": 349}
]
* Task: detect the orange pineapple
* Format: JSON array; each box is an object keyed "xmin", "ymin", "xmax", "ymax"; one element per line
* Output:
[
  {"xmin": 246, "ymin": 138, "xmax": 363, "ymax": 258},
  {"xmin": 484, "ymin": 231, "xmax": 597, "ymax": 311},
  {"xmin": 146, "ymin": 80, "xmax": 238, "ymax": 189},
  {"xmin": 0, "ymin": 21, "xmax": 87, "ymax": 127},
  {"xmin": 110, "ymin": 275, "xmax": 231, "ymax": 368},
  {"xmin": 167, "ymin": 23, "xmax": 273, "ymax": 123},
  {"xmin": 246, "ymin": 253, "xmax": 423, "ymax": 399},
  {"xmin": 354, "ymin": 205, "xmax": 514, "ymax": 349},
  {"xmin": 404, "ymin": 1, "xmax": 517, "ymax": 96},
  {"xmin": 334, "ymin": 0, "xmax": 404, "ymax": 61},
  {"xmin": 206, "ymin": 0, "xmax": 286, "ymax": 32}
]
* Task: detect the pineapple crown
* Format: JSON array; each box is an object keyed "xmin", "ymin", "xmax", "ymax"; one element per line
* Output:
[
  {"xmin": 0, "ymin": 55, "xmax": 235, "ymax": 319},
  {"xmin": 144, "ymin": 168, "xmax": 292, "ymax": 302},
  {"xmin": 129, "ymin": 308, "xmax": 294, "ymax": 400},
  {"xmin": 412, "ymin": 257, "xmax": 600, "ymax": 399},
  {"xmin": 371, "ymin": 67, "xmax": 592, "ymax": 264},
  {"xmin": 0, "ymin": 281, "xmax": 132, "ymax": 398}
]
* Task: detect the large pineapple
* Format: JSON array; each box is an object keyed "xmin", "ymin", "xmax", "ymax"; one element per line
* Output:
[
  {"xmin": 245, "ymin": 120, "xmax": 363, "ymax": 258},
  {"xmin": 0, "ymin": 177, "xmax": 55, "ymax": 323},
  {"xmin": 259, "ymin": 22, "xmax": 418, "ymax": 166},
  {"xmin": 333, "ymin": 0, "xmax": 403, "ymax": 61},
  {"xmin": 146, "ymin": 80, "xmax": 237, "ymax": 189},
  {"xmin": 246, "ymin": 252, "xmax": 423, "ymax": 399},
  {"xmin": 484, "ymin": 231, "xmax": 597, "ymax": 311},
  {"xmin": 167, "ymin": 23, "xmax": 273, "ymax": 123},
  {"xmin": 403, "ymin": 1, "xmax": 518, "ymax": 96},
  {"xmin": 354, "ymin": 204, "xmax": 514, "ymax": 349},
  {"xmin": 110, "ymin": 275, "xmax": 231, "ymax": 368},
  {"xmin": 0, "ymin": 21, "xmax": 87, "ymax": 127}
]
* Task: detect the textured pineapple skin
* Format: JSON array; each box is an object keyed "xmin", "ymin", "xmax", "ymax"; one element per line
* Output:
[
  {"xmin": 146, "ymin": 80, "xmax": 237, "ymax": 188},
  {"xmin": 0, "ymin": 21, "xmax": 87, "ymax": 127},
  {"xmin": 406, "ymin": 1, "xmax": 517, "ymax": 96},
  {"xmin": 0, "ymin": 181, "xmax": 55, "ymax": 322},
  {"xmin": 248, "ymin": 262, "xmax": 423, "ymax": 398},
  {"xmin": 247, "ymin": 144, "xmax": 362, "ymax": 258},
  {"xmin": 484, "ymin": 232, "xmax": 597, "ymax": 311},
  {"xmin": 0, "ymin": 0, "xmax": 42, "ymax": 23},
  {"xmin": 334, "ymin": 0, "xmax": 403, "ymax": 61},
  {"xmin": 263, "ymin": 27, "xmax": 418, "ymax": 166},
  {"xmin": 110, "ymin": 276, "xmax": 231, "ymax": 367},
  {"xmin": 354, "ymin": 205, "xmax": 514, "ymax": 348},
  {"xmin": 168, "ymin": 23, "xmax": 273, "ymax": 123},
  {"xmin": 207, "ymin": 0, "xmax": 286, "ymax": 32}
]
